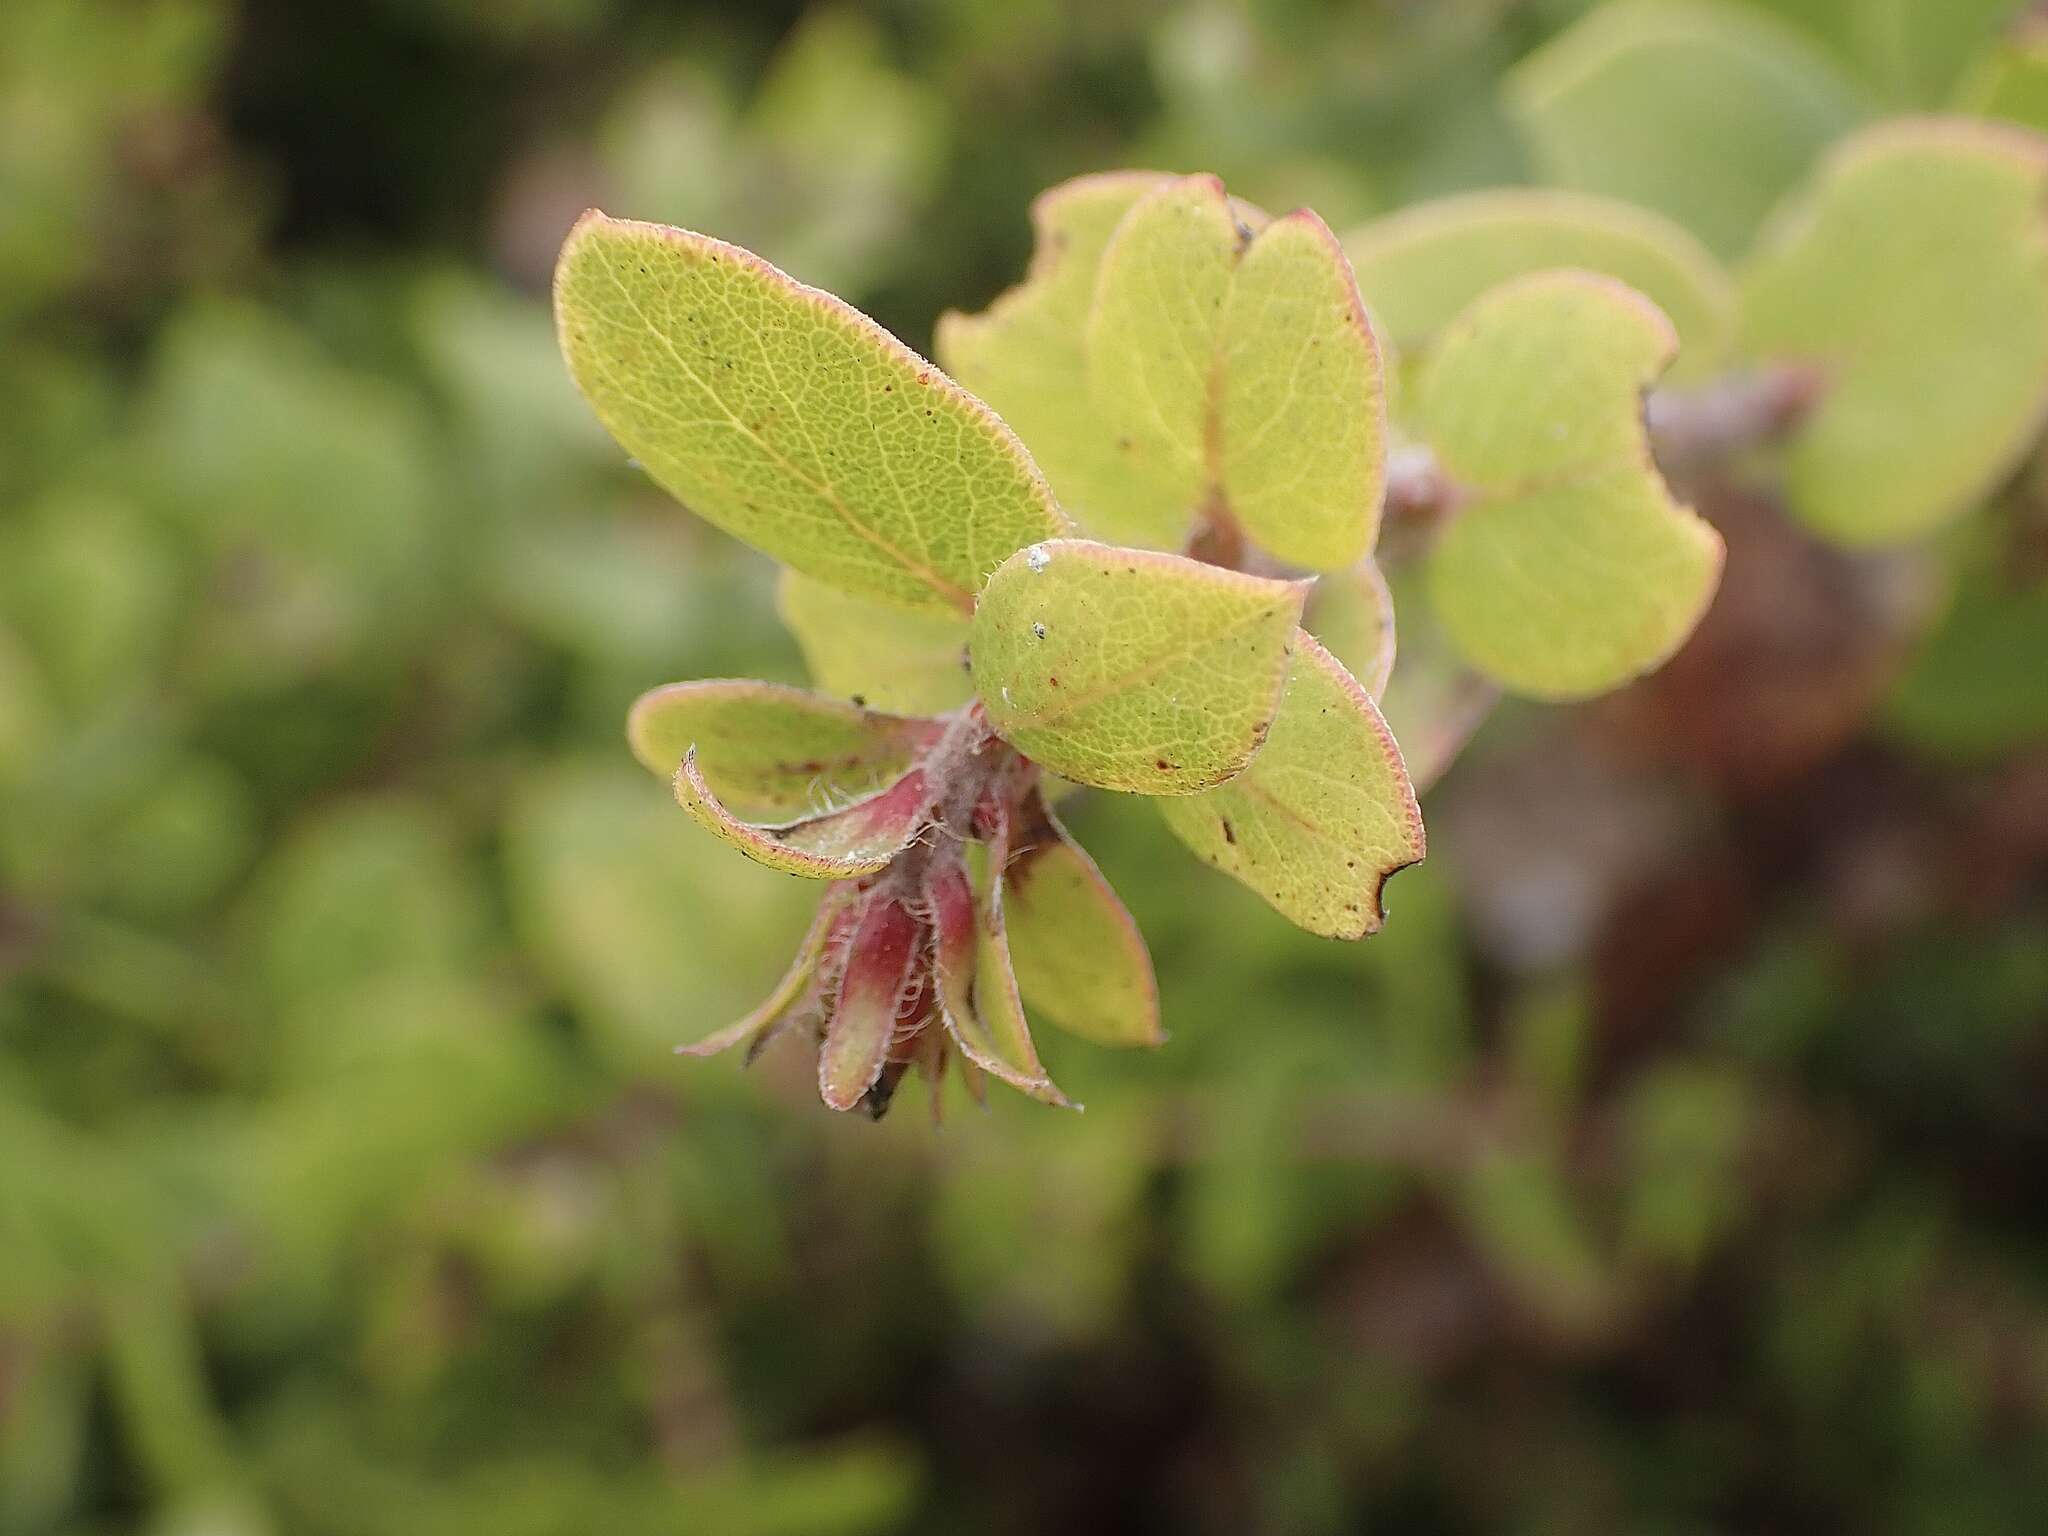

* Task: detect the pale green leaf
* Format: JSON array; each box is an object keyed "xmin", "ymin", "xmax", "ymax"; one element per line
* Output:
[
  {"xmin": 1216, "ymin": 210, "xmax": 1390, "ymax": 568},
  {"xmin": 1506, "ymin": 0, "xmax": 1867, "ymax": 258},
  {"xmin": 627, "ymin": 678, "xmax": 939, "ymax": 818},
  {"xmin": 1739, "ymin": 119, "xmax": 2048, "ymax": 545},
  {"xmin": 1753, "ymin": 0, "xmax": 2019, "ymax": 108},
  {"xmin": 935, "ymin": 173, "xmax": 1192, "ymax": 548},
  {"xmin": 1086, "ymin": 177, "xmax": 1386, "ymax": 570},
  {"xmin": 1416, "ymin": 272, "xmax": 1723, "ymax": 699},
  {"xmin": 672, "ymin": 752, "xmax": 930, "ymax": 878},
  {"xmin": 970, "ymin": 539, "xmax": 1309, "ymax": 794},
  {"xmin": 1002, "ymin": 799, "xmax": 1161, "ymax": 1046},
  {"xmin": 1157, "ymin": 635, "xmax": 1425, "ymax": 940},
  {"xmin": 930, "ymin": 855, "xmax": 1070, "ymax": 1106},
  {"xmin": 1084, "ymin": 176, "xmax": 1243, "ymax": 516},
  {"xmin": 1956, "ymin": 22, "xmax": 2048, "ymax": 132},
  {"xmin": 1304, "ymin": 555, "xmax": 1396, "ymax": 700},
  {"xmin": 554, "ymin": 212, "xmax": 1067, "ymax": 614},
  {"xmin": 676, "ymin": 889, "xmax": 851, "ymax": 1058},
  {"xmin": 1343, "ymin": 188, "xmax": 1735, "ymax": 381},
  {"xmin": 774, "ymin": 569, "xmax": 971, "ymax": 714}
]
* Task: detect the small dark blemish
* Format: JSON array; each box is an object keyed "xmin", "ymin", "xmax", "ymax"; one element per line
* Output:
[
  {"xmin": 851, "ymin": 694, "xmax": 867, "ymax": 707},
  {"xmin": 1221, "ymin": 818, "xmax": 1236, "ymax": 845},
  {"xmin": 1155, "ymin": 758, "xmax": 1173, "ymax": 771}
]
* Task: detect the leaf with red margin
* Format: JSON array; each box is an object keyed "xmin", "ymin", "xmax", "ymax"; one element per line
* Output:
[
  {"xmin": 630, "ymin": 677, "xmax": 940, "ymax": 818},
  {"xmin": 927, "ymin": 857, "xmax": 1072, "ymax": 1107},
  {"xmin": 971, "ymin": 539, "xmax": 1309, "ymax": 796},
  {"xmin": 1157, "ymin": 633, "xmax": 1426, "ymax": 940},
  {"xmin": 674, "ymin": 752, "xmax": 931, "ymax": 878},
  {"xmin": 819, "ymin": 897, "xmax": 920, "ymax": 1111},
  {"xmin": 676, "ymin": 887, "xmax": 854, "ymax": 1057},
  {"xmin": 1002, "ymin": 796, "xmax": 1161, "ymax": 1047},
  {"xmin": 555, "ymin": 212, "xmax": 1068, "ymax": 614}
]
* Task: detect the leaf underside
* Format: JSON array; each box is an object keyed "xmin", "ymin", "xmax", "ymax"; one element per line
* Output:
[
  {"xmin": 628, "ymin": 677, "xmax": 938, "ymax": 818},
  {"xmin": 775, "ymin": 569, "xmax": 973, "ymax": 714},
  {"xmin": 673, "ymin": 751, "xmax": 930, "ymax": 878}
]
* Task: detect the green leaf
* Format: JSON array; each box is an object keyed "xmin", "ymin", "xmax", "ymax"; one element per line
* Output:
[
  {"xmin": 935, "ymin": 173, "xmax": 1192, "ymax": 549},
  {"xmin": 1002, "ymin": 798, "xmax": 1161, "ymax": 1047},
  {"xmin": 1739, "ymin": 119, "xmax": 2048, "ymax": 546},
  {"xmin": 1157, "ymin": 635, "xmax": 1425, "ymax": 940},
  {"xmin": 628, "ymin": 677, "xmax": 939, "ymax": 818},
  {"xmin": 554, "ymin": 212, "xmax": 1067, "ymax": 614},
  {"xmin": 677, "ymin": 890, "xmax": 852, "ymax": 1058},
  {"xmin": 1753, "ymin": 0, "xmax": 2019, "ymax": 108},
  {"xmin": 1343, "ymin": 188, "xmax": 1735, "ymax": 381},
  {"xmin": 1505, "ymin": 0, "xmax": 1867, "ymax": 259},
  {"xmin": 1956, "ymin": 21, "xmax": 2048, "ymax": 132},
  {"xmin": 929, "ymin": 857, "xmax": 1071, "ymax": 1106},
  {"xmin": 971, "ymin": 539, "xmax": 1310, "ymax": 794},
  {"xmin": 673, "ymin": 752, "xmax": 931, "ymax": 878},
  {"xmin": 1216, "ymin": 209, "xmax": 1392, "ymax": 569},
  {"xmin": 1415, "ymin": 272, "xmax": 1724, "ymax": 699},
  {"xmin": 1086, "ymin": 177, "xmax": 1388, "ymax": 570},
  {"xmin": 1304, "ymin": 555, "xmax": 1396, "ymax": 700},
  {"xmin": 775, "ymin": 569, "xmax": 972, "ymax": 714}
]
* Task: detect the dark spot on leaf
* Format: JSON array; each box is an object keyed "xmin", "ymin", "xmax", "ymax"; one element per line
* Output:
[
  {"xmin": 1156, "ymin": 758, "xmax": 1173, "ymax": 771},
  {"xmin": 1220, "ymin": 818, "xmax": 1236, "ymax": 845},
  {"xmin": 851, "ymin": 695, "xmax": 867, "ymax": 707}
]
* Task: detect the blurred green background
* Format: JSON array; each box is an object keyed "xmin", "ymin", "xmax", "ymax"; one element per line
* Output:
[{"xmin": 5, "ymin": 1, "xmax": 2048, "ymax": 1531}]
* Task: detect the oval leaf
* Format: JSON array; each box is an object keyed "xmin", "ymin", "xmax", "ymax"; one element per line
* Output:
[
  {"xmin": 971, "ymin": 540, "xmax": 1309, "ymax": 794},
  {"xmin": 1001, "ymin": 798, "xmax": 1161, "ymax": 1046},
  {"xmin": 775, "ymin": 570, "xmax": 972, "ymax": 715},
  {"xmin": 1157, "ymin": 634, "xmax": 1425, "ymax": 940},
  {"xmin": 1416, "ymin": 271, "xmax": 1724, "ymax": 699},
  {"xmin": 629, "ymin": 678, "xmax": 940, "ymax": 818},
  {"xmin": 1343, "ymin": 188, "xmax": 1735, "ymax": 381},
  {"xmin": 1086, "ymin": 178, "xmax": 1386, "ymax": 571},
  {"xmin": 1217, "ymin": 210, "xmax": 1389, "ymax": 569},
  {"xmin": 555, "ymin": 211, "xmax": 1067, "ymax": 614},
  {"xmin": 935, "ymin": 173, "xmax": 1193, "ymax": 548},
  {"xmin": 673, "ymin": 751, "xmax": 930, "ymax": 878},
  {"xmin": 1739, "ymin": 119, "xmax": 2048, "ymax": 545}
]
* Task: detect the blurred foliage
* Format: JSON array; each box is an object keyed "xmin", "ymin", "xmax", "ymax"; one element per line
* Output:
[{"xmin": 2, "ymin": 1, "xmax": 2047, "ymax": 1533}]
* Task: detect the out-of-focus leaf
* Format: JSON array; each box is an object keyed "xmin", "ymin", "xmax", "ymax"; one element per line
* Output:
[
  {"xmin": 1157, "ymin": 635, "xmax": 1425, "ymax": 939},
  {"xmin": 1087, "ymin": 178, "xmax": 1388, "ymax": 569},
  {"xmin": 1885, "ymin": 494, "xmax": 2048, "ymax": 759},
  {"xmin": 1307, "ymin": 556, "xmax": 1396, "ymax": 700},
  {"xmin": 135, "ymin": 303, "xmax": 442, "ymax": 688},
  {"xmin": 1343, "ymin": 187, "xmax": 1735, "ymax": 379},
  {"xmin": 1753, "ymin": 0, "xmax": 2020, "ymax": 107},
  {"xmin": 554, "ymin": 213, "xmax": 1065, "ymax": 613},
  {"xmin": 1506, "ymin": 0, "xmax": 1867, "ymax": 258},
  {"xmin": 775, "ymin": 569, "xmax": 971, "ymax": 714},
  {"xmin": 1739, "ymin": 119, "xmax": 2048, "ymax": 545},
  {"xmin": 1956, "ymin": 19, "xmax": 2048, "ymax": 132},
  {"xmin": 502, "ymin": 760, "xmax": 814, "ymax": 1071},
  {"xmin": 971, "ymin": 539, "xmax": 1308, "ymax": 794},
  {"xmin": 627, "ymin": 677, "xmax": 939, "ymax": 816},
  {"xmin": 1416, "ymin": 272, "xmax": 1723, "ymax": 698}
]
